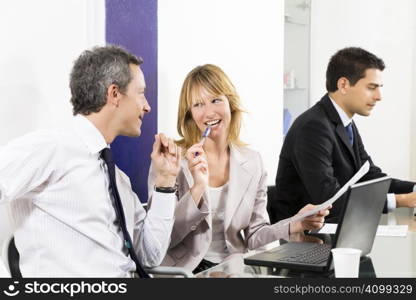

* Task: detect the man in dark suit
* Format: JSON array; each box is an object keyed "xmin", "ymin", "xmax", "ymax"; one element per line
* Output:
[{"xmin": 270, "ymin": 47, "xmax": 416, "ymax": 223}]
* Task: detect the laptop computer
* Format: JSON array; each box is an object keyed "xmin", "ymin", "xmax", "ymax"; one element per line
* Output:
[{"xmin": 244, "ymin": 176, "xmax": 391, "ymax": 272}]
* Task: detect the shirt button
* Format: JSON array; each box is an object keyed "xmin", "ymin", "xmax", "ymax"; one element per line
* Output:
[{"xmin": 190, "ymin": 225, "xmax": 197, "ymax": 231}]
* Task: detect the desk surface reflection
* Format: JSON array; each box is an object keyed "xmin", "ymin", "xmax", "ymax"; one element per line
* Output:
[{"xmin": 196, "ymin": 208, "xmax": 416, "ymax": 278}]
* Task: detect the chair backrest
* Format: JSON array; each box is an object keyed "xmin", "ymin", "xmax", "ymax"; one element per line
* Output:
[
  {"xmin": 8, "ymin": 237, "xmax": 22, "ymax": 278},
  {"xmin": 266, "ymin": 185, "xmax": 279, "ymax": 224},
  {"xmin": 1, "ymin": 236, "xmax": 21, "ymax": 278}
]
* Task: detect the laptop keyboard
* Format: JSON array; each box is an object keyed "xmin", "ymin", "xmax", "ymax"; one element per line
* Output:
[{"xmin": 275, "ymin": 243, "xmax": 332, "ymax": 265}]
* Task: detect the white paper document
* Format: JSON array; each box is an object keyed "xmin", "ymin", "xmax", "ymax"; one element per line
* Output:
[
  {"xmin": 376, "ymin": 225, "xmax": 408, "ymax": 237},
  {"xmin": 316, "ymin": 223, "xmax": 338, "ymax": 234},
  {"xmin": 284, "ymin": 161, "xmax": 370, "ymax": 225},
  {"xmin": 317, "ymin": 223, "xmax": 408, "ymax": 237}
]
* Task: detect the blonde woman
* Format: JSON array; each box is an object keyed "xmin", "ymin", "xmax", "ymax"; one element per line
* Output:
[{"xmin": 148, "ymin": 64, "xmax": 329, "ymax": 273}]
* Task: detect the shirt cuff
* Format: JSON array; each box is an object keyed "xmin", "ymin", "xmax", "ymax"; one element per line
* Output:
[
  {"xmin": 386, "ymin": 193, "xmax": 396, "ymax": 212},
  {"xmin": 413, "ymin": 185, "xmax": 416, "ymax": 193},
  {"xmin": 149, "ymin": 191, "xmax": 176, "ymax": 218}
]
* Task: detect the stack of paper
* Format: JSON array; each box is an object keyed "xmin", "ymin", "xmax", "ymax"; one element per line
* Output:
[
  {"xmin": 376, "ymin": 225, "xmax": 408, "ymax": 237},
  {"xmin": 317, "ymin": 223, "xmax": 409, "ymax": 237}
]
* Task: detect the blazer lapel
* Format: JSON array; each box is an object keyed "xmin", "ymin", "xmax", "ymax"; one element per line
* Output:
[
  {"xmin": 320, "ymin": 95, "xmax": 358, "ymax": 169},
  {"xmin": 181, "ymin": 159, "xmax": 194, "ymax": 188},
  {"xmin": 224, "ymin": 146, "xmax": 253, "ymax": 232},
  {"xmin": 335, "ymin": 123, "xmax": 357, "ymax": 160},
  {"xmin": 350, "ymin": 122, "xmax": 362, "ymax": 166}
]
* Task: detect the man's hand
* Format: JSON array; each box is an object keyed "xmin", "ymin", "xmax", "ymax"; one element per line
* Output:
[
  {"xmin": 290, "ymin": 204, "xmax": 331, "ymax": 234},
  {"xmin": 396, "ymin": 192, "xmax": 416, "ymax": 208},
  {"xmin": 151, "ymin": 133, "xmax": 181, "ymax": 187}
]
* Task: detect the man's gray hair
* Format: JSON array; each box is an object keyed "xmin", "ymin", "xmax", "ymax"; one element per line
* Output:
[{"xmin": 70, "ymin": 45, "xmax": 143, "ymax": 115}]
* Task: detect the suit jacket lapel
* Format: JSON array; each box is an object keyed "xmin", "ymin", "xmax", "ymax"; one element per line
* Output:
[
  {"xmin": 320, "ymin": 95, "xmax": 359, "ymax": 169},
  {"xmin": 335, "ymin": 123, "xmax": 357, "ymax": 160},
  {"xmin": 224, "ymin": 146, "xmax": 253, "ymax": 232}
]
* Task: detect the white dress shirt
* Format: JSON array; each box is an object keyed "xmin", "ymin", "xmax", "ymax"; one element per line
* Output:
[
  {"xmin": 329, "ymin": 96, "xmax": 400, "ymax": 211},
  {"xmin": 329, "ymin": 96, "xmax": 352, "ymax": 128},
  {"xmin": 0, "ymin": 115, "xmax": 175, "ymax": 277}
]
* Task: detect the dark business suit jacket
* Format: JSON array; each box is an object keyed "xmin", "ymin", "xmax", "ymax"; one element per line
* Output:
[{"xmin": 270, "ymin": 94, "xmax": 414, "ymax": 223}]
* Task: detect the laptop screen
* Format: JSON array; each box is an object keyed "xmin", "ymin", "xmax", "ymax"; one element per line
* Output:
[{"xmin": 328, "ymin": 176, "xmax": 391, "ymax": 267}]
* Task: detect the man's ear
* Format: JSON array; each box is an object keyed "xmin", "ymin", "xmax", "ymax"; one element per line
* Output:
[
  {"xmin": 337, "ymin": 77, "xmax": 350, "ymax": 94},
  {"xmin": 106, "ymin": 84, "xmax": 120, "ymax": 107}
]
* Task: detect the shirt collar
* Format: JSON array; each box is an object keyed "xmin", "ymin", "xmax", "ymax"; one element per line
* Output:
[
  {"xmin": 328, "ymin": 95, "xmax": 353, "ymax": 127},
  {"xmin": 72, "ymin": 114, "xmax": 108, "ymax": 154}
]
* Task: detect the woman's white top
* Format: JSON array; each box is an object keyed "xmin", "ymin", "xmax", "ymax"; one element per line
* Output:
[{"xmin": 204, "ymin": 182, "xmax": 230, "ymax": 263}]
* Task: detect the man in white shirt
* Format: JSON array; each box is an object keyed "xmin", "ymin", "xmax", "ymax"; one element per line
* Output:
[
  {"xmin": 0, "ymin": 45, "xmax": 180, "ymax": 277},
  {"xmin": 271, "ymin": 47, "xmax": 416, "ymax": 223}
]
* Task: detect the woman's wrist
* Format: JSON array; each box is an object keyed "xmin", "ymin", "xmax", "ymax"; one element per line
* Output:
[
  {"xmin": 190, "ymin": 184, "xmax": 205, "ymax": 206},
  {"xmin": 289, "ymin": 221, "xmax": 302, "ymax": 234}
]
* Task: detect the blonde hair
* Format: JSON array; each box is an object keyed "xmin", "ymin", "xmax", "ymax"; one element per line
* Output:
[{"xmin": 176, "ymin": 64, "xmax": 246, "ymax": 151}]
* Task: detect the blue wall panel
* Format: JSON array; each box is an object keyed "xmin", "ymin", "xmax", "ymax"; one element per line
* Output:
[{"xmin": 106, "ymin": 0, "xmax": 157, "ymax": 202}]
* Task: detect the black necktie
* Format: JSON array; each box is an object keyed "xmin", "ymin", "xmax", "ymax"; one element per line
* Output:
[
  {"xmin": 100, "ymin": 148, "xmax": 149, "ymax": 278},
  {"xmin": 345, "ymin": 123, "xmax": 354, "ymax": 146}
]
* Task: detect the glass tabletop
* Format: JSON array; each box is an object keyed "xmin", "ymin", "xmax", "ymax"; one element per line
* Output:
[{"xmin": 196, "ymin": 208, "xmax": 416, "ymax": 278}]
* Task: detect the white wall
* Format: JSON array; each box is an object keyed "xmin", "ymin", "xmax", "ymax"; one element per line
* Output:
[
  {"xmin": 411, "ymin": 33, "xmax": 416, "ymax": 180},
  {"xmin": 0, "ymin": 0, "xmax": 105, "ymax": 143},
  {"xmin": 0, "ymin": 0, "xmax": 105, "ymax": 247},
  {"xmin": 158, "ymin": 0, "xmax": 284, "ymax": 184},
  {"xmin": 310, "ymin": 0, "xmax": 416, "ymax": 180}
]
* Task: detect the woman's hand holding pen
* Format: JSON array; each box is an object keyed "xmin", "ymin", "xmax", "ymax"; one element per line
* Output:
[{"xmin": 186, "ymin": 143, "xmax": 209, "ymax": 207}]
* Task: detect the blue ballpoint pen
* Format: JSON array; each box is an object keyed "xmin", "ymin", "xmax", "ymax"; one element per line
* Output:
[{"xmin": 195, "ymin": 125, "xmax": 211, "ymax": 157}]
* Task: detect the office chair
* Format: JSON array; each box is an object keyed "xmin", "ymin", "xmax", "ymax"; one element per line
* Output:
[
  {"xmin": 266, "ymin": 185, "xmax": 279, "ymax": 224},
  {"xmin": 1, "ymin": 234, "xmax": 193, "ymax": 278},
  {"xmin": 1, "ymin": 235, "xmax": 20, "ymax": 278}
]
